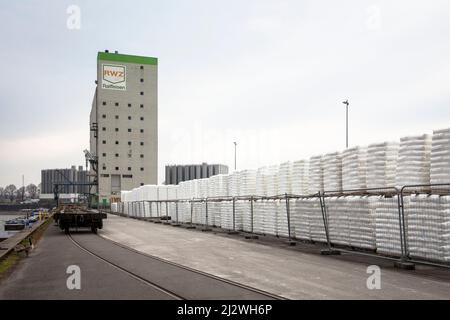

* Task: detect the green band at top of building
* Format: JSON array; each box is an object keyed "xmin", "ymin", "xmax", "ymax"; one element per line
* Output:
[{"xmin": 98, "ymin": 52, "xmax": 158, "ymax": 65}]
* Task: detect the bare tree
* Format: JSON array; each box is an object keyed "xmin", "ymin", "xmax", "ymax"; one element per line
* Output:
[
  {"xmin": 0, "ymin": 187, "xmax": 4, "ymax": 201},
  {"xmin": 4, "ymin": 184, "xmax": 17, "ymax": 201},
  {"xmin": 26, "ymin": 184, "xmax": 38, "ymax": 199}
]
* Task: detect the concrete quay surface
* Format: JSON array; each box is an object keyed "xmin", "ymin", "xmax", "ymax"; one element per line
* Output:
[
  {"xmin": 99, "ymin": 214, "xmax": 450, "ymax": 300},
  {"xmin": 0, "ymin": 222, "xmax": 276, "ymax": 300}
]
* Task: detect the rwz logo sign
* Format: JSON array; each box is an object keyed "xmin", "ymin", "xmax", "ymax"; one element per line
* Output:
[{"xmin": 102, "ymin": 64, "xmax": 126, "ymax": 91}]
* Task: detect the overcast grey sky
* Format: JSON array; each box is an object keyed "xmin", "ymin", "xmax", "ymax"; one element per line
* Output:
[{"xmin": 1, "ymin": 0, "xmax": 450, "ymax": 187}]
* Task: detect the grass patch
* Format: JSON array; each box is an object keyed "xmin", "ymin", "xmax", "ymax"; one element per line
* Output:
[{"xmin": 0, "ymin": 252, "xmax": 20, "ymax": 281}]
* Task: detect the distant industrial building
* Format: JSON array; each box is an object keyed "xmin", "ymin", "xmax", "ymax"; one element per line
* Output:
[
  {"xmin": 40, "ymin": 166, "xmax": 89, "ymax": 200},
  {"xmin": 89, "ymin": 50, "xmax": 158, "ymax": 206},
  {"xmin": 165, "ymin": 163, "xmax": 229, "ymax": 185}
]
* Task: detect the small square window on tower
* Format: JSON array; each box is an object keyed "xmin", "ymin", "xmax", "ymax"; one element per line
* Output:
[
  {"xmin": 102, "ymin": 101, "xmax": 106, "ymax": 106},
  {"xmin": 115, "ymin": 102, "xmax": 119, "ymax": 106},
  {"xmin": 140, "ymin": 92, "xmax": 144, "ymax": 96},
  {"xmin": 128, "ymin": 103, "xmax": 131, "ymax": 107}
]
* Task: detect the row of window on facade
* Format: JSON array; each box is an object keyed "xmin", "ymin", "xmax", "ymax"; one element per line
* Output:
[
  {"xmin": 102, "ymin": 102, "xmax": 146, "ymax": 107},
  {"xmin": 101, "ymin": 140, "xmax": 145, "ymax": 146},
  {"xmin": 101, "ymin": 152, "xmax": 145, "ymax": 158},
  {"xmin": 102, "ymin": 115, "xmax": 145, "ymax": 120},
  {"xmin": 102, "ymin": 166, "xmax": 145, "ymax": 171},
  {"xmin": 102, "ymin": 127, "xmax": 145, "ymax": 133}
]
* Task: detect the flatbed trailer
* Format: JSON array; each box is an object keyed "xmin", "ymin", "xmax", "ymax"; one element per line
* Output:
[{"xmin": 53, "ymin": 205, "xmax": 107, "ymax": 234}]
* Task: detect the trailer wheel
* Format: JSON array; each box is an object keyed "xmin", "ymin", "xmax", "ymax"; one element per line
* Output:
[
  {"xmin": 64, "ymin": 227, "xmax": 70, "ymax": 235},
  {"xmin": 91, "ymin": 227, "xmax": 98, "ymax": 234}
]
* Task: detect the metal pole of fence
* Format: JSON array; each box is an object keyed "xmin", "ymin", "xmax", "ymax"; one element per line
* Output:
[
  {"xmin": 228, "ymin": 197, "xmax": 239, "ymax": 234},
  {"xmin": 285, "ymin": 193, "xmax": 295, "ymax": 246},
  {"xmin": 203, "ymin": 198, "xmax": 211, "ymax": 231},
  {"xmin": 319, "ymin": 191, "xmax": 339, "ymax": 255},
  {"xmin": 143, "ymin": 201, "xmax": 146, "ymax": 218},
  {"xmin": 149, "ymin": 201, "xmax": 152, "ymax": 218},
  {"xmin": 245, "ymin": 197, "xmax": 258, "ymax": 239},
  {"xmin": 186, "ymin": 199, "xmax": 195, "ymax": 229},
  {"xmin": 394, "ymin": 187, "xmax": 415, "ymax": 269}
]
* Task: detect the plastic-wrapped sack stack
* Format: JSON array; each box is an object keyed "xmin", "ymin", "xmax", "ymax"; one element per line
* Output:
[
  {"xmin": 215, "ymin": 174, "xmax": 229, "ymax": 198},
  {"xmin": 308, "ymin": 155, "xmax": 324, "ymax": 193},
  {"xmin": 342, "ymin": 147, "xmax": 367, "ymax": 190},
  {"xmin": 256, "ymin": 167, "xmax": 269, "ymax": 196},
  {"xmin": 220, "ymin": 200, "xmax": 234, "ymax": 230},
  {"xmin": 228, "ymin": 171, "xmax": 241, "ymax": 197},
  {"xmin": 239, "ymin": 170, "xmax": 257, "ymax": 196},
  {"xmin": 406, "ymin": 194, "xmax": 450, "ymax": 262},
  {"xmin": 430, "ymin": 128, "xmax": 450, "ymax": 187},
  {"xmin": 262, "ymin": 199, "xmax": 277, "ymax": 236},
  {"xmin": 366, "ymin": 142, "xmax": 399, "ymax": 190},
  {"xmin": 374, "ymin": 195, "xmax": 409, "ymax": 256},
  {"xmin": 111, "ymin": 203, "xmax": 118, "ymax": 213},
  {"xmin": 395, "ymin": 134, "xmax": 432, "ymax": 187},
  {"xmin": 167, "ymin": 185, "xmax": 178, "ymax": 221},
  {"xmin": 326, "ymin": 196, "xmax": 349, "ymax": 246},
  {"xmin": 253, "ymin": 200, "xmax": 266, "ymax": 234},
  {"xmin": 266, "ymin": 165, "xmax": 279, "ymax": 197},
  {"xmin": 143, "ymin": 185, "xmax": 158, "ymax": 217},
  {"xmin": 438, "ymin": 196, "xmax": 450, "ymax": 262},
  {"xmin": 348, "ymin": 196, "xmax": 377, "ymax": 250},
  {"xmin": 291, "ymin": 160, "xmax": 309, "ymax": 195},
  {"xmin": 322, "ymin": 152, "xmax": 342, "ymax": 192},
  {"xmin": 234, "ymin": 200, "xmax": 248, "ymax": 231},
  {"xmin": 277, "ymin": 162, "xmax": 293, "ymax": 195},
  {"xmin": 192, "ymin": 200, "xmax": 207, "ymax": 225},
  {"xmin": 290, "ymin": 198, "xmax": 311, "ymax": 240},
  {"xmin": 275, "ymin": 199, "xmax": 289, "ymax": 237},
  {"xmin": 308, "ymin": 198, "xmax": 327, "ymax": 242},
  {"xmin": 241, "ymin": 200, "xmax": 255, "ymax": 232}
]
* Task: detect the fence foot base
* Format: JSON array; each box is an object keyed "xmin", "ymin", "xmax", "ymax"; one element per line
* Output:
[
  {"xmin": 245, "ymin": 235, "xmax": 259, "ymax": 240},
  {"xmin": 162, "ymin": 222, "xmax": 171, "ymax": 225},
  {"xmin": 394, "ymin": 261, "xmax": 415, "ymax": 270},
  {"xmin": 287, "ymin": 241, "xmax": 296, "ymax": 246},
  {"xmin": 228, "ymin": 231, "xmax": 239, "ymax": 235},
  {"xmin": 201, "ymin": 228, "xmax": 212, "ymax": 232},
  {"xmin": 321, "ymin": 249, "xmax": 341, "ymax": 255},
  {"xmin": 153, "ymin": 221, "xmax": 162, "ymax": 224},
  {"xmin": 185, "ymin": 225, "xmax": 196, "ymax": 229},
  {"xmin": 171, "ymin": 223, "xmax": 181, "ymax": 227}
]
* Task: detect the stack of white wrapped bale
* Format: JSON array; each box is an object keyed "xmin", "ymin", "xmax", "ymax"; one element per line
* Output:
[
  {"xmin": 374, "ymin": 196, "xmax": 409, "ymax": 256},
  {"xmin": 291, "ymin": 160, "xmax": 309, "ymax": 195},
  {"xmin": 266, "ymin": 165, "xmax": 279, "ymax": 197},
  {"xmin": 241, "ymin": 199, "xmax": 255, "ymax": 232},
  {"xmin": 366, "ymin": 142, "xmax": 399, "ymax": 190},
  {"xmin": 308, "ymin": 155, "xmax": 324, "ymax": 193},
  {"xmin": 278, "ymin": 162, "xmax": 293, "ymax": 195},
  {"xmin": 143, "ymin": 185, "xmax": 158, "ymax": 217},
  {"xmin": 438, "ymin": 196, "xmax": 450, "ymax": 262},
  {"xmin": 326, "ymin": 197, "xmax": 349, "ymax": 246},
  {"xmin": 406, "ymin": 194, "xmax": 450, "ymax": 262},
  {"xmin": 111, "ymin": 203, "xmax": 118, "ymax": 213},
  {"xmin": 239, "ymin": 170, "xmax": 257, "ymax": 196},
  {"xmin": 227, "ymin": 171, "xmax": 241, "ymax": 197},
  {"xmin": 256, "ymin": 166, "xmax": 269, "ymax": 196},
  {"xmin": 234, "ymin": 200, "xmax": 249, "ymax": 231},
  {"xmin": 192, "ymin": 201, "xmax": 206, "ymax": 225},
  {"xmin": 252, "ymin": 200, "xmax": 264, "ymax": 234},
  {"xmin": 262, "ymin": 200, "xmax": 277, "ymax": 235},
  {"xmin": 207, "ymin": 176, "xmax": 218, "ymax": 226},
  {"xmin": 215, "ymin": 174, "xmax": 229, "ymax": 198},
  {"xmin": 167, "ymin": 185, "xmax": 178, "ymax": 221},
  {"xmin": 276, "ymin": 199, "xmax": 289, "ymax": 237},
  {"xmin": 323, "ymin": 152, "xmax": 342, "ymax": 192},
  {"xmin": 430, "ymin": 128, "xmax": 450, "ymax": 187},
  {"xmin": 307, "ymin": 198, "xmax": 327, "ymax": 242},
  {"xmin": 290, "ymin": 198, "xmax": 311, "ymax": 240},
  {"xmin": 347, "ymin": 196, "xmax": 377, "ymax": 249},
  {"xmin": 342, "ymin": 147, "xmax": 367, "ymax": 190},
  {"xmin": 395, "ymin": 134, "xmax": 432, "ymax": 186},
  {"xmin": 220, "ymin": 200, "xmax": 234, "ymax": 230}
]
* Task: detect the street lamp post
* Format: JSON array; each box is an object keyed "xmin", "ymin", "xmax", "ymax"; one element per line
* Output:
[
  {"xmin": 342, "ymin": 100, "xmax": 349, "ymax": 148},
  {"xmin": 233, "ymin": 141, "xmax": 237, "ymax": 170}
]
